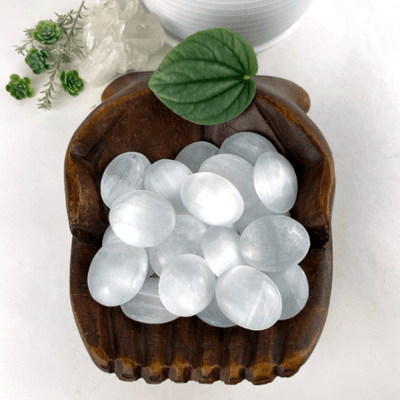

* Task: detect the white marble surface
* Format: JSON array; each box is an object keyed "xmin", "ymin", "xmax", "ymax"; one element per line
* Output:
[{"xmin": 1, "ymin": 0, "xmax": 400, "ymax": 398}]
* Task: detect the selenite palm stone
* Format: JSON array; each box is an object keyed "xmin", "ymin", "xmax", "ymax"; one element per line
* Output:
[
  {"xmin": 216, "ymin": 265, "xmax": 282, "ymax": 331},
  {"xmin": 144, "ymin": 159, "xmax": 192, "ymax": 214},
  {"xmin": 148, "ymin": 214, "xmax": 207, "ymax": 276},
  {"xmin": 109, "ymin": 190, "xmax": 176, "ymax": 247},
  {"xmin": 100, "ymin": 152, "xmax": 151, "ymax": 208},
  {"xmin": 237, "ymin": 200, "xmax": 280, "ymax": 234},
  {"xmin": 159, "ymin": 254, "xmax": 216, "ymax": 317},
  {"xmin": 180, "ymin": 172, "xmax": 244, "ymax": 226},
  {"xmin": 240, "ymin": 215, "xmax": 310, "ymax": 272},
  {"xmin": 253, "ymin": 152, "xmax": 298, "ymax": 213},
  {"xmin": 201, "ymin": 226, "xmax": 246, "ymax": 277},
  {"xmin": 219, "ymin": 132, "xmax": 276, "ymax": 165},
  {"xmin": 199, "ymin": 154, "xmax": 258, "ymax": 209},
  {"xmin": 121, "ymin": 278, "xmax": 179, "ymax": 324},
  {"xmin": 175, "ymin": 141, "xmax": 219, "ymax": 172},
  {"xmin": 266, "ymin": 264, "xmax": 309, "ymax": 320},
  {"xmin": 87, "ymin": 242, "xmax": 148, "ymax": 307},
  {"xmin": 197, "ymin": 295, "xmax": 236, "ymax": 328}
]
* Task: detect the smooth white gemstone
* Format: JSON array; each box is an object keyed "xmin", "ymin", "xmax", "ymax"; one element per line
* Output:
[
  {"xmin": 100, "ymin": 152, "xmax": 151, "ymax": 208},
  {"xmin": 219, "ymin": 132, "xmax": 276, "ymax": 165},
  {"xmin": 87, "ymin": 242, "xmax": 148, "ymax": 307},
  {"xmin": 175, "ymin": 141, "xmax": 219, "ymax": 172},
  {"xmin": 180, "ymin": 172, "xmax": 244, "ymax": 226},
  {"xmin": 197, "ymin": 295, "xmax": 236, "ymax": 328},
  {"xmin": 121, "ymin": 278, "xmax": 179, "ymax": 324},
  {"xmin": 159, "ymin": 254, "xmax": 216, "ymax": 317},
  {"xmin": 266, "ymin": 264, "xmax": 309, "ymax": 320},
  {"xmin": 216, "ymin": 265, "xmax": 282, "ymax": 331},
  {"xmin": 148, "ymin": 214, "xmax": 206, "ymax": 276},
  {"xmin": 201, "ymin": 226, "xmax": 246, "ymax": 277},
  {"xmin": 253, "ymin": 152, "xmax": 298, "ymax": 213},
  {"xmin": 199, "ymin": 154, "xmax": 258, "ymax": 209},
  {"xmin": 109, "ymin": 190, "xmax": 175, "ymax": 247},
  {"xmin": 240, "ymin": 215, "xmax": 310, "ymax": 272},
  {"xmin": 145, "ymin": 159, "xmax": 192, "ymax": 214},
  {"xmin": 237, "ymin": 200, "xmax": 279, "ymax": 234}
]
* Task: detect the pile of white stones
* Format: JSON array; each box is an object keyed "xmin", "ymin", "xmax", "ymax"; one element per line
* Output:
[{"xmin": 87, "ymin": 132, "xmax": 310, "ymax": 331}]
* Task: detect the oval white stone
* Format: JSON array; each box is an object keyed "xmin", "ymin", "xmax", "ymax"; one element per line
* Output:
[
  {"xmin": 175, "ymin": 141, "xmax": 219, "ymax": 172},
  {"xmin": 237, "ymin": 200, "xmax": 279, "ymax": 234},
  {"xmin": 197, "ymin": 295, "xmax": 236, "ymax": 328}
]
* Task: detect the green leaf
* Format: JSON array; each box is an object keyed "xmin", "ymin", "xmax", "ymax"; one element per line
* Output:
[{"xmin": 148, "ymin": 28, "xmax": 258, "ymax": 125}]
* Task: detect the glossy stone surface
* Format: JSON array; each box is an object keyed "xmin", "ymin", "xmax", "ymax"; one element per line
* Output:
[
  {"xmin": 148, "ymin": 214, "xmax": 206, "ymax": 276},
  {"xmin": 199, "ymin": 154, "xmax": 258, "ymax": 209},
  {"xmin": 175, "ymin": 141, "xmax": 219, "ymax": 172},
  {"xmin": 197, "ymin": 295, "xmax": 236, "ymax": 328},
  {"xmin": 145, "ymin": 159, "xmax": 192, "ymax": 214},
  {"xmin": 219, "ymin": 132, "xmax": 276, "ymax": 165},
  {"xmin": 159, "ymin": 254, "xmax": 216, "ymax": 317},
  {"xmin": 266, "ymin": 264, "xmax": 309, "ymax": 320},
  {"xmin": 240, "ymin": 215, "xmax": 310, "ymax": 272},
  {"xmin": 121, "ymin": 278, "xmax": 178, "ymax": 324},
  {"xmin": 180, "ymin": 172, "xmax": 244, "ymax": 226},
  {"xmin": 109, "ymin": 190, "xmax": 175, "ymax": 247},
  {"xmin": 87, "ymin": 242, "xmax": 148, "ymax": 307},
  {"xmin": 253, "ymin": 152, "xmax": 298, "ymax": 213},
  {"xmin": 216, "ymin": 265, "xmax": 282, "ymax": 331},
  {"xmin": 100, "ymin": 152, "xmax": 150, "ymax": 208},
  {"xmin": 201, "ymin": 226, "xmax": 246, "ymax": 277}
]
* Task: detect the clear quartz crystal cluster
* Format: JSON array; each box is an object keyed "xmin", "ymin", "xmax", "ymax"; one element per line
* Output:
[
  {"xmin": 79, "ymin": 0, "xmax": 166, "ymax": 87},
  {"xmin": 87, "ymin": 131, "xmax": 311, "ymax": 331}
]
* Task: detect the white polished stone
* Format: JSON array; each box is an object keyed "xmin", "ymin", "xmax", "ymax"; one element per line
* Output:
[
  {"xmin": 201, "ymin": 226, "xmax": 246, "ymax": 277},
  {"xmin": 159, "ymin": 254, "xmax": 216, "ymax": 317},
  {"xmin": 121, "ymin": 278, "xmax": 179, "ymax": 324},
  {"xmin": 180, "ymin": 172, "xmax": 244, "ymax": 226},
  {"xmin": 216, "ymin": 265, "xmax": 282, "ymax": 331},
  {"xmin": 237, "ymin": 200, "xmax": 279, "ymax": 234},
  {"xmin": 240, "ymin": 215, "xmax": 310, "ymax": 272},
  {"xmin": 266, "ymin": 264, "xmax": 309, "ymax": 320},
  {"xmin": 148, "ymin": 214, "xmax": 206, "ymax": 276},
  {"xmin": 219, "ymin": 132, "xmax": 276, "ymax": 165},
  {"xmin": 87, "ymin": 242, "xmax": 148, "ymax": 307},
  {"xmin": 199, "ymin": 154, "xmax": 258, "ymax": 209},
  {"xmin": 253, "ymin": 151, "xmax": 298, "ymax": 213},
  {"xmin": 175, "ymin": 141, "xmax": 219, "ymax": 172},
  {"xmin": 144, "ymin": 159, "xmax": 192, "ymax": 214},
  {"xmin": 197, "ymin": 295, "xmax": 236, "ymax": 328},
  {"xmin": 109, "ymin": 190, "xmax": 175, "ymax": 247},
  {"xmin": 100, "ymin": 152, "xmax": 150, "ymax": 208}
]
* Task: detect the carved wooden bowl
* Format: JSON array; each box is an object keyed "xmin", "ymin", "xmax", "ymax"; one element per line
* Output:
[{"xmin": 65, "ymin": 71, "xmax": 335, "ymax": 385}]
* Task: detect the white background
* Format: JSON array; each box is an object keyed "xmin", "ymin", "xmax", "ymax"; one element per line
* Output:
[{"xmin": 1, "ymin": 0, "xmax": 399, "ymax": 398}]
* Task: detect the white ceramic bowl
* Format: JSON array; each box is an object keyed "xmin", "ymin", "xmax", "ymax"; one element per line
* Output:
[{"xmin": 142, "ymin": 0, "xmax": 313, "ymax": 53}]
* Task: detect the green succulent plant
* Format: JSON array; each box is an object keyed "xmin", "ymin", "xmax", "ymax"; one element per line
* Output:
[
  {"xmin": 5, "ymin": 74, "xmax": 34, "ymax": 100},
  {"xmin": 32, "ymin": 20, "xmax": 61, "ymax": 45},
  {"xmin": 25, "ymin": 48, "xmax": 50, "ymax": 74},
  {"xmin": 60, "ymin": 70, "xmax": 84, "ymax": 96}
]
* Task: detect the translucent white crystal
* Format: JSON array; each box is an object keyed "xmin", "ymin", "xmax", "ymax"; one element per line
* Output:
[
  {"xmin": 180, "ymin": 172, "xmax": 244, "ymax": 226},
  {"xmin": 100, "ymin": 151, "xmax": 150, "ymax": 208},
  {"xmin": 145, "ymin": 159, "xmax": 192, "ymax": 214},
  {"xmin": 87, "ymin": 242, "xmax": 148, "ymax": 307},
  {"xmin": 216, "ymin": 265, "xmax": 282, "ymax": 331},
  {"xmin": 159, "ymin": 254, "xmax": 216, "ymax": 317},
  {"xmin": 197, "ymin": 295, "xmax": 236, "ymax": 328},
  {"xmin": 121, "ymin": 278, "xmax": 179, "ymax": 323},
  {"xmin": 201, "ymin": 226, "xmax": 246, "ymax": 277},
  {"xmin": 109, "ymin": 190, "xmax": 175, "ymax": 247},
  {"xmin": 253, "ymin": 152, "xmax": 298, "ymax": 213},
  {"xmin": 240, "ymin": 215, "xmax": 310, "ymax": 272},
  {"xmin": 219, "ymin": 132, "xmax": 276, "ymax": 165},
  {"xmin": 148, "ymin": 214, "xmax": 206, "ymax": 276},
  {"xmin": 175, "ymin": 141, "xmax": 219, "ymax": 173},
  {"xmin": 199, "ymin": 154, "xmax": 258, "ymax": 209},
  {"xmin": 237, "ymin": 200, "xmax": 279, "ymax": 234}
]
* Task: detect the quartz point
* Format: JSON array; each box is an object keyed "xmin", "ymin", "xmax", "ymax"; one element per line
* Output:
[
  {"xmin": 100, "ymin": 151, "xmax": 150, "ymax": 208},
  {"xmin": 180, "ymin": 172, "xmax": 244, "ymax": 226},
  {"xmin": 240, "ymin": 215, "xmax": 310, "ymax": 272},
  {"xmin": 253, "ymin": 151, "xmax": 298, "ymax": 213},
  {"xmin": 219, "ymin": 132, "xmax": 276, "ymax": 165},
  {"xmin": 197, "ymin": 295, "xmax": 236, "ymax": 328},
  {"xmin": 175, "ymin": 141, "xmax": 219, "ymax": 173},
  {"xmin": 121, "ymin": 278, "xmax": 179, "ymax": 323},
  {"xmin": 87, "ymin": 242, "xmax": 148, "ymax": 307},
  {"xmin": 159, "ymin": 254, "xmax": 216, "ymax": 317},
  {"xmin": 199, "ymin": 154, "xmax": 258, "ymax": 209},
  {"xmin": 109, "ymin": 190, "xmax": 175, "ymax": 247},
  {"xmin": 216, "ymin": 265, "xmax": 282, "ymax": 331}
]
